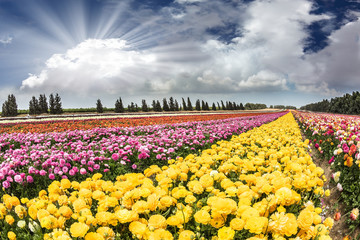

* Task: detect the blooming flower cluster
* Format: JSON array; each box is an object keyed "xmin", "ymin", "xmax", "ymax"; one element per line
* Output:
[
  {"xmin": 0, "ymin": 113, "xmax": 332, "ymax": 239},
  {"xmin": 0, "ymin": 113, "xmax": 284, "ymax": 198},
  {"xmin": 294, "ymin": 111, "xmax": 360, "ymax": 229}
]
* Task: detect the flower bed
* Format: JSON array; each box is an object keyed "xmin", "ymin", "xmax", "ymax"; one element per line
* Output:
[
  {"xmin": 0, "ymin": 112, "xmax": 278, "ymax": 134},
  {"xmin": 294, "ymin": 111, "xmax": 360, "ymax": 230},
  {"xmin": 0, "ymin": 112, "xmax": 332, "ymax": 239},
  {"xmin": 0, "ymin": 113, "xmax": 285, "ymax": 199}
]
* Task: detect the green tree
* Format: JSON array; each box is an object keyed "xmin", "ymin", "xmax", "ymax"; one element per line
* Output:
[
  {"xmin": 49, "ymin": 94, "xmax": 55, "ymax": 114},
  {"xmin": 115, "ymin": 98, "xmax": 125, "ymax": 113},
  {"xmin": 187, "ymin": 97, "xmax": 193, "ymax": 111},
  {"xmin": 141, "ymin": 99, "xmax": 148, "ymax": 112},
  {"xmin": 182, "ymin": 98, "xmax": 187, "ymax": 111},
  {"xmin": 212, "ymin": 102, "xmax": 216, "ymax": 111},
  {"xmin": 29, "ymin": 96, "xmax": 41, "ymax": 115},
  {"xmin": 163, "ymin": 98, "xmax": 170, "ymax": 111},
  {"xmin": 169, "ymin": 97, "xmax": 175, "ymax": 111},
  {"xmin": 195, "ymin": 99, "xmax": 201, "ymax": 111},
  {"xmin": 96, "ymin": 99, "xmax": 104, "ymax": 113},
  {"xmin": 39, "ymin": 94, "xmax": 48, "ymax": 113},
  {"xmin": 1, "ymin": 94, "xmax": 18, "ymax": 117},
  {"xmin": 54, "ymin": 93, "xmax": 63, "ymax": 114}
]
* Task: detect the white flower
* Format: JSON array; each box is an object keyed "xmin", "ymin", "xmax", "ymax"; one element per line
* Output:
[
  {"xmin": 17, "ymin": 220, "xmax": 26, "ymax": 228},
  {"xmin": 210, "ymin": 170, "xmax": 218, "ymax": 177},
  {"xmin": 28, "ymin": 221, "xmax": 40, "ymax": 233},
  {"xmin": 337, "ymin": 183, "xmax": 343, "ymax": 192}
]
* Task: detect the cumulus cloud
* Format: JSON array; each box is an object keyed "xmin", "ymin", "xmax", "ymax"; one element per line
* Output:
[{"xmin": 18, "ymin": 0, "xmax": 353, "ymax": 102}]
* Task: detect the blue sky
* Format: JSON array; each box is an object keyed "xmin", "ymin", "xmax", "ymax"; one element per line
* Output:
[{"xmin": 0, "ymin": 0, "xmax": 360, "ymax": 109}]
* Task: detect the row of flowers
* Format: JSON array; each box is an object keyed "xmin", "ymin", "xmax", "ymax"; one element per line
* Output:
[
  {"xmin": 0, "ymin": 112, "xmax": 285, "ymax": 199},
  {"xmin": 0, "ymin": 112, "xmax": 277, "ymax": 134},
  {"xmin": 294, "ymin": 111, "xmax": 360, "ymax": 233},
  {"xmin": 0, "ymin": 112, "xmax": 332, "ymax": 240}
]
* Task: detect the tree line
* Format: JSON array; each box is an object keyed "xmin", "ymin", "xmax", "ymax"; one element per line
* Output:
[
  {"xmin": 1, "ymin": 93, "xmax": 276, "ymax": 117},
  {"xmin": 300, "ymin": 91, "xmax": 360, "ymax": 115}
]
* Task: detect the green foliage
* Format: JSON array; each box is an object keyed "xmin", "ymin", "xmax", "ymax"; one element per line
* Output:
[
  {"xmin": 141, "ymin": 99, "xmax": 148, "ymax": 112},
  {"xmin": 300, "ymin": 91, "xmax": 360, "ymax": 114},
  {"xmin": 244, "ymin": 103, "xmax": 267, "ymax": 110},
  {"xmin": 29, "ymin": 96, "xmax": 41, "ymax": 115},
  {"xmin": 195, "ymin": 99, "xmax": 201, "ymax": 111}
]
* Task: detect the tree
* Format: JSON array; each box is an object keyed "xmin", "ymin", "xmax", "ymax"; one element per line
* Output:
[
  {"xmin": 182, "ymin": 98, "xmax": 187, "ymax": 111},
  {"xmin": 49, "ymin": 94, "xmax": 55, "ymax": 114},
  {"xmin": 156, "ymin": 100, "xmax": 162, "ymax": 112},
  {"xmin": 96, "ymin": 99, "xmax": 104, "ymax": 113},
  {"xmin": 239, "ymin": 103, "xmax": 245, "ymax": 110},
  {"xmin": 221, "ymin": 101, "xmax": 226, "ymax": 110},
  {"xmin": 163, "ymin": 98, "xmax": 170, "ymax": 111},
  {"xmin": 195, "ymin": 99, "xmax": 201, "ymax": 111},
  {"xmin": 174, "ymin": 100, "xmax": 179, "ymax": 111},
  {"xmin": 115, "ymin": 98, "xmax": 125, "ymax": 113},
  {"xmin": 141, "ymin": 99, "xmax": 148, "ymax": 112},
  {"xmin": 187, "ymin": 97, "xmax": 193, "ymax": 111},
  {"xmin": 29, "ymin": 96, "xmax": 41, "ymax": 115},
  {"xmin": 54, "ymin": 93, "xmax": 63, "ymax": 114},
  {"xmin": 39, "ymin": 94, "xmax": 48, "ymax": 113},
  {"xmin": 1, "ymin": 94, "xmax": 18, "ymax": 117},
  {"xmin": 212, "ymin": 102, "xmax": 217, "ymax": 111},
  {"xmin": 168, "ymin": 97, "xmax": 175, "ymax": 111},
  {"xmin": 201, "ymin": 100, "xmax": 206, "ymax": 111}
]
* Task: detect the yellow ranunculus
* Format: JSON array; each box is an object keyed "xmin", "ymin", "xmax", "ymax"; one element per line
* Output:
[
  {"xmin": 70, "ymin": 222, "xmax": 90, "ymax": 238},
  {"xmin": 194, "ymin": 210, "xmax": 211, "ymax": 224},
  {"xmin": 218, "ymin": 226, "xmax": 235, "ymax": 240},
  {"xmin": 148, "ymin": 214, "xmax": 167, "ymax": 229}
]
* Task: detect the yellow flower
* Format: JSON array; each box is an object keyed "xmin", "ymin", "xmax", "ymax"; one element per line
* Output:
[
  {"xmin": 179, "ymin": 230, "xmax": 196, "ymax": 240},
  {"xmin": 148, "ymin": 214, "xmax": 167, "ymax": 229},
  {"xmin": 199, "ymin": 174, "xmax": 214, "ymax": 188},
  {"xmin": 59, "ymin": 206, "xmax": 73, "ymax": 219},
  {"xmin": 61, "ymin": 179, "xmax": 72, "ymax": 189},
  {"xmin": 5, "ymin": 215, "xmax": 15, "ymax": 225},
  {"xmin": 7, "ymin": 231, "xmax": 16, "ymax": 240},
  {"xmin": 73, "ymin": 198, "xmax": 89, "ymax": 213},
  {"xmin": 129, "ymin": 221, "xmax": 149, "ymax": 239},
  {"xmin": 70, "ymin": 222, "xmax": 90, "ymax": 238},
  {"xmin": 185, "ymin": 195, "xmax": 197, "ymax": 204},
  {"xmin": 324, "ymin": 189, "xmax": 330, "ymax": 197},
  {"xmin": 323, "ymin": 217, "xmax": 334, "ymax": 229},
  {"xmin": 96, "ymin": 227, "xmax": 115, "ymax": 240},
  {"xmin": 297, "ymin": 209, "xmax": 314, "ymax": 230},
  {"xmin": 85, "ymin": 232, "xmax": 105, "ymax": 240},
  {"xmin": 244, "ymin": 216, "xmax": 268, "ymax": 234},
  {"xmin": 230, "ymin": 218, "xmax": 245, "ymax": 231},
  {"xmin": 194, "ymin": 210, "xmax": 211, "ymax": 224},
  {"xmin": 218, "ymin": 227, "xmax": 235, "ymax": 240},
  {"xmin": 149, "ymin": 229, "xmax": 173, "ymax": 240}
]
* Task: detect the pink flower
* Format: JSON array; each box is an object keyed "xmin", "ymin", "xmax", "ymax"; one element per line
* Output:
[
  {"xmin": 26, "ymin": 175, "xmax": 34, "ymax": 183},
  {"xmin": 120, "ymin": 160, "xmax": 126, "ymax": 165},
  {"xmin": 343, "ymin": 143, "xmax": 349, "ymax": 153},
  {"xmin": 49, "ymin": 173, "xmax": 55, "ymax": 180},
  {"xmin": 2, "ymin": 181, "xmax": 10, "ymax": 189},
  {"xmin": 132, "ymin": 164, "xmax": 137, "ymax": 170},
  {"xmin": 14, "ymin": 175, "xmax": 23, "ymax": 183},
  {"xmin": 111, "ymin": 153, "xmax": 119, "ymax": 161},
  {"xmin": 328, "ymin": 156, "xmax": 335, "ymax": 164},
  {"xmin": 93, "ymin": 164, "xmax": 100, "ymax": 170},
  {"xmin": 39, "ymin": 170, "xmax": 46, "ymax": 176},
  {"xmin": 69, "ymin": 169, "xmax": 76, "ymax": 176},
  {"xmin": 315, "ymin": 143, "xmax": 319, "ymax": 148},
  {"xmin": 80, "ymin": 168, "xmax": 87, "ymax": 175},
  {"xmin": 104, "ymin": 169, "xmax": 110, "ymax": 173}
]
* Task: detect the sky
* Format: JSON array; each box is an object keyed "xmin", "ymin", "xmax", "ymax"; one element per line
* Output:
[{"xmin": 0, "ymin": 0, "xmax": 360, "ymax": 109}]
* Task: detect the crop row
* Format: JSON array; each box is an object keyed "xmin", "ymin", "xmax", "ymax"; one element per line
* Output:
[
  {"xmin": 0, "ymin": 112, "xmax": 285, "ymax": 199},
  {"xmin": 0, "ymin": 112, "xmax": 332, "ymax": 240},
  {"xmin": 0, "ymin": 112, "xmax": 277, "ymax": 134}
]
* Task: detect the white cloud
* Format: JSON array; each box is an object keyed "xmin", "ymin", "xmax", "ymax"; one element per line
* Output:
[
  {"xmin": 20, "ymin": 38, "xmax": 160, "ymax": 95},
  {"xmin": 175, "ymin": 0, "xmax": 205, "ymax": 4},
  {"xmin": 0, "ymin": 36, "xmax": 12, "ymax": 45}
]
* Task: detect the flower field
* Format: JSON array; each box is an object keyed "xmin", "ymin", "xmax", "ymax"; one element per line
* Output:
[
  {"xmin": 0, "ymin": 113, "xmax": 284, "ymax": 199},
  {"xmin": 0, "ymin": 112, "xmax": 276, "ymax": 134},
  {"xmin": 295, "ymin": 111, "xmax": 360, "ymax": 233},
  {"xmin": 0, "ymin": 112, "xmax": 334, "ymax": 240}
]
